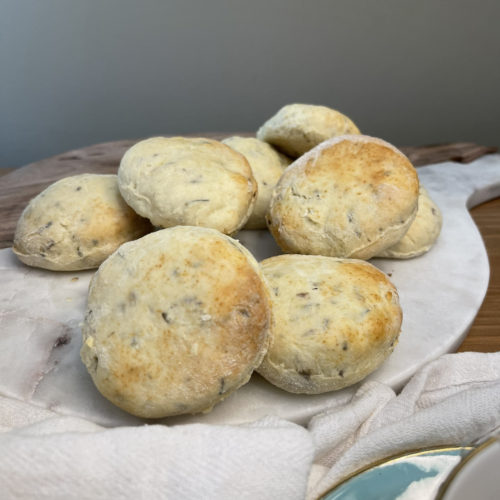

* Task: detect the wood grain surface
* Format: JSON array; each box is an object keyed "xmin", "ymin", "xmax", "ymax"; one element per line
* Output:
[
  {"xmin": 1, "ymin": 137, "xmax": 498, "ymax": 352},
  {"xmin": 460, "ymin": 197, "xmax": 500, "ymax": 352}
]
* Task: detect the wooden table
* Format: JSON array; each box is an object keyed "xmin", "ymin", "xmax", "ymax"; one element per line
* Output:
[{"xmin": 1, "ymin": 138, "xmax": 498, "ymax": 352}]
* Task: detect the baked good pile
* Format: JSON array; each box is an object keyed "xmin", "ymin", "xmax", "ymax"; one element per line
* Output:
[{"xmin": 13, "ymin": 103, "xmax": 442, "ymax": 418}]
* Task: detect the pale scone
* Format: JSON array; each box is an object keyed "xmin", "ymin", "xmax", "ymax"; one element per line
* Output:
[
  {"xmin": 257, "ymin": 254, "xmax": 402, "ymax": 394},
  {"xmin": 256, "ymin": 103, "xmax": 360, "ymax": 158},
  {"xmin": 13, "ymin": 174, "xmax": 152, "ymax": 271},
  {"xmin": 266, "ymin": 135, "xmax": 420, "ymax": 260},
  {"xmin": 222, "ymin": 136, "xmax": 290, "ymax": 229},
  {"xmin": 376, "ymin": 186, "xmax": 442, "ymax": 259},
  {"xmin": 118, "ymin": 137, "xmax": 257, "ymax": 234},
  {"xmin": 80, "ymin": 226, "xmax": 272, "ymax": 418}
]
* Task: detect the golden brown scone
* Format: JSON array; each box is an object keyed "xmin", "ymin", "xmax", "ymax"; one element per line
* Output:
[
  {"xmin": 376, "ymin": 186, "xmax": 442, "ymax": 259},
  {"xmin": 257, "ymin": 254, "xmax": 402, "ymax": 394},
  {"xmin": 222, "ymin": 136, "xmax": 290, "ymax": 229},
  {"xmin": 80, "ymin": 226, "xmax": 272, "ymax": 418},
  {"xmin": 266, "ymin": 135, "xmax": 420, "ymax": 260},
  {"xmin": 118, "ymin": 137, "xmax": 257, "ymax": 234},
  {"xmin": 256, "ymin": 103, "xmax": 360, "ymax": 157},
  {"xmin": 12, "ymin": 174, "xmax": 152, "ymax": 271}
]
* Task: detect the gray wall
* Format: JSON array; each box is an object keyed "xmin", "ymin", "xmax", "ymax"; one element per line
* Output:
[{"xmin": 2, "ymin": 0, "xmax": 500, "ymax": 167}]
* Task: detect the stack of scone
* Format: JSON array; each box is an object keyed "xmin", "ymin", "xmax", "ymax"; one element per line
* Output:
[
  {"xmin": 258, "ymin": 103, "xmax": 442, "ymax": 260},
  {"xmin": 12, "ymin": 102, "xmax": 442, "ymax": 419},
  {"xmin": 253, "ymin": 104, "xmax": 441, "ymax": 396}
]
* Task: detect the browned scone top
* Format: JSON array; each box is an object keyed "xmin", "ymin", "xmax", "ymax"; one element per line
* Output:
[
  {"xmin": 80, "ymin": 226, "xmax": 272, "ymax": 418},
  {"xmin": 257, "ymin": 254, "xmax": 402, "ymax": 394},
  {"xmin": 267, "ymin": 135, "xmax": 420, "ymax": 259}
]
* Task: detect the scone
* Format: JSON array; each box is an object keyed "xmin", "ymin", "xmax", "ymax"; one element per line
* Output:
[
  {"xmin": 256, "ymin": 103, "xmax": 360, "ymax": 158},
  {"xmin": 266, "ymin": 135, "xmax": 420, "ymax": 260},
  {"xmin": 13, "ymin": 174, "xmax": 152, "ymax": 271},
  {"xmin": 118, "ymin": 137, "xmax": 257, "ymax": 234},
  {"xmin": 376, "ymin": 186, "xmax": 442, "ymax": 259},
  {"xmin": 80, "ymin": 226, "xmax": 272, "ymax": 418},
  {"xmin": 222, "ymin": 136, "xmax": 290, "ymax": 229},
  {"xmin": 257, "ymin": 254, "xmax": 402, "ymax": 394}
]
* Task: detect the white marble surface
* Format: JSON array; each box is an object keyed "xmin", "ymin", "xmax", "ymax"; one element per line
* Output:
[{"xmin": 1, "ymin": 155, "xmax": 499, "ymax": 427}]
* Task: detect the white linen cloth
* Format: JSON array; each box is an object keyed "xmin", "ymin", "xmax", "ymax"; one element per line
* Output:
[
  {"xmin": 307, "ymin": 351, "xmax": 500, "ymax": 499},
  {"xmin": 0, "ymin": 352, "xmax": 499, "ymax": 500}
]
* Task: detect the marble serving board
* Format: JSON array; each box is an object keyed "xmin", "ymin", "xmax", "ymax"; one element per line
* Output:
[{"xmin": 1, "ymin": 156, "xmax": 499, "ymax": 428}]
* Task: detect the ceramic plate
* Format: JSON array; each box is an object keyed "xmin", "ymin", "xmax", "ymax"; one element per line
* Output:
[
  {"xmin": 437, "ymin": 437, "xmax": 500, "ymax": 500},
  {"xmin": 320, "ymin": 446, "xmax": 473, "ymax": 500}
]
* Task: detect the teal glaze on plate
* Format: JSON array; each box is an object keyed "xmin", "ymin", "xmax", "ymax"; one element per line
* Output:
[{"xmin": 321, "ymin": 448, "xmax": 472, "ymax": 500}]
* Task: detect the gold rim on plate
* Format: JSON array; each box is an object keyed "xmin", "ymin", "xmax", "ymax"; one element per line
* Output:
[
  {"xmin": 435, "ymin": 436, "xmax": 499, "ymax": 500},
  {"xmin": 317, "ymin": 444, "xmax": 474, "ymax": 500}
]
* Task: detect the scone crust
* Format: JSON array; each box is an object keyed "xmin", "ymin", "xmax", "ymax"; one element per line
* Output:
[
  {"xmin": 80, "ymin": 226, "xmax": 272, "ymax": 418},
  {"xmin": 267, "ymin": 135, "xmax": 420, "ymax": 259},
  {"xmin": 12, "ymin": 174, "xmax": 151, "ymax": 271},
  {"xmin": 118, "ymin": 137, "xmax": 257, "ymax": 234},
  {"xmin": 257, "ymin": 254, "xmax": 402, "ymax": 394},
  {"xmin": 256, "ymin": 103, "xmax": 360, "ymax": 157},
  {"xmin": 376, "ymin": 186, "xmax": 442, "ymax": 259},
  {"xmin": 222, "ymin": 136, "xmax": 290, "ymax": 229}
]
